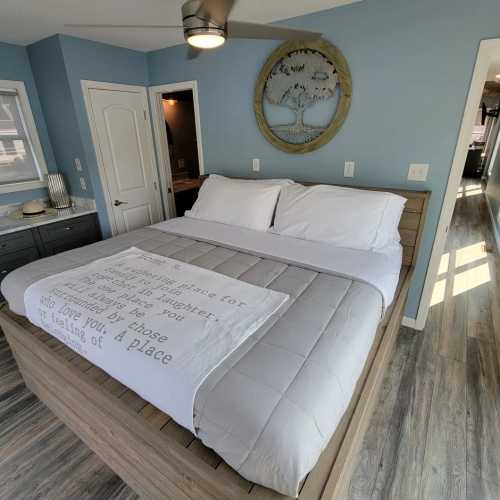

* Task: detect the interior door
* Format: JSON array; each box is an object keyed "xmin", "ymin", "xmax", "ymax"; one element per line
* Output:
[{"xmin": 88, "ymin": 87, "xmax": 162, "ymax": 234}]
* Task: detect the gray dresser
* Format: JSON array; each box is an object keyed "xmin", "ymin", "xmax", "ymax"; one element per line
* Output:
[{"xmin": 0, "ymin": 213, "xmax": 100, "ymax": 299}]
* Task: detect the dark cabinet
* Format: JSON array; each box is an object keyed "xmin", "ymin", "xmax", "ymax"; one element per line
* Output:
[
  {"xmin": 35, "ymin": 215, "xmax": 100, "ymax": 256},
  {"xmin": 0, "ymin": 213, "xmax": 101, "ymax": 299}
]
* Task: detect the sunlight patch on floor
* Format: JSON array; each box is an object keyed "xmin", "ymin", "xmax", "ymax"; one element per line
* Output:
[
  {"xmin": 430, "ymin": 278, "xmax": 446, "ymax": 306},
  {"xmin": 456, "ymin": 188, "xmax": 483, "ymax": 199},
  {"xmin": 453, "ymin": 262, "xmax": 491, "ymax": 296},
  {"xmin": 431, "ymin": 180, "xmax": 489, "ymax": 306},
  {"xmin": 455, "ymin": 241, "xmax": 487, "ymax": 267},
  {"xmin": 438, "ymin": 252, "xmax": 449, "ymax": 276}
]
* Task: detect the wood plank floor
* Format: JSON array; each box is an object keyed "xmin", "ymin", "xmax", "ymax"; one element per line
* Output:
[
  {"xmin": 0, "ymin": 331, "xmax": 138, "ymax": 499},
  {"xmin": 0, "ymin": 178, "xmax": 498, "ymax": 499},
  {"xmin": 348, "ymin": 179, "xmax": 500, "ymax": 499}
]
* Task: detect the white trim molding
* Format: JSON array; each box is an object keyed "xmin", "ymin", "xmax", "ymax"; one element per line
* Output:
[
  {"xmin": 81, "ymin": 79, "xmax": 163, "ymax": 236},
  {"xmin": 401, "ymin": 316, "xmax": 417, "ymax": 329},
  {"xmin": 149, "ymin": 80, "xmax": 205, "ymax": 218},
  {"xmin": 413, "ymin": 38, "xmax": 500, "ymax": 331},
  {"xmin": 0, "ymin": 80, "xmax": 48, "ymax": 194},
  {"xmin": 485, "ymin": 192, "xmax": 500, "ymax": 253}
]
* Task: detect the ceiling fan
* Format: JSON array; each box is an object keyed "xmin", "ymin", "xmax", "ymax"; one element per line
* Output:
[{"xmin": 66, "ymin": 0, "xmax": 322, "ymax": 58}]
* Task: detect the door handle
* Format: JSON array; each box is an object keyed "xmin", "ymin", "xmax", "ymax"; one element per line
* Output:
[{"xmin": 114, "ymin": 200, "xmax": 128, "ymax": 206}]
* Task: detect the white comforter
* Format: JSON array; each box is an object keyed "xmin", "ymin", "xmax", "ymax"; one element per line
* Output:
[
  {"xmin": 153, "ymin": 217, "xmax": 402, "ymax": 310},
  {"xmin": 24, "ymin": 247, "xmax": 288, "ymax": 431}
]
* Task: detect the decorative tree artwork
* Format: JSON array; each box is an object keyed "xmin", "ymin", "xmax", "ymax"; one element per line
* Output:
[{"xmin": 255, "ymin": 39, "xmax": 352, "ymax": 154}]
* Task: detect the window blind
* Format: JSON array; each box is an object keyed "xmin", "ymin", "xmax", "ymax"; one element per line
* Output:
[{"xmin": 0, "ymin": 92, "xmax": 41, "ymax": 185}]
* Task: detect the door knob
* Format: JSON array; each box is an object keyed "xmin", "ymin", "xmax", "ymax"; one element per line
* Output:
[{"xmin": 114, "ymin": 200, "xmax": 128, "ymax": 206}]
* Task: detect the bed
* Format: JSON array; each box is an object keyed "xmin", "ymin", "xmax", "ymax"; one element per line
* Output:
[{"xmin": 0, "ymin": 178, "xmax": 429, "ymax": 499}]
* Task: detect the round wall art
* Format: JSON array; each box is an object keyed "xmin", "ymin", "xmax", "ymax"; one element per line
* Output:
[{"xmin": 254, "ymin": 39, "xmax": 352, "ymax": 154}]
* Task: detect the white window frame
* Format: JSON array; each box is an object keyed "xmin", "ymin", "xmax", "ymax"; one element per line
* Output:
[{"xmin": 0, "ymin": 80, "xmax": 48, "ymax": 194}]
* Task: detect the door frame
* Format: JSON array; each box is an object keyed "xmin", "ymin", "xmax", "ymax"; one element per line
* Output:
[
  {"xmin": 81, "ymin": 80, "xmax": 164, "ymax": 236},
  {"xmin": 411, "ymin": 38, "xmax": 500, "ymax": 330},
  {"xmin": 149, "ymin": 80, "xmax": 205, "ymax": 218}
]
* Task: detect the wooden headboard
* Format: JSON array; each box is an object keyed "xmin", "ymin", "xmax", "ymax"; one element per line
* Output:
[{"xmin": 198, "ymin": 175, "xmax": 430, "ymax": 268}]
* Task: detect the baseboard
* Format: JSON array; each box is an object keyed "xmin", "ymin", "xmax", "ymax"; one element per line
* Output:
[
  {"xmin": 401, "ymin": 316, "xmax": 417, "ymax": 329},
  {"xmin": 485, "ymin": 193, "xmax": 500, "ymax": 254}
]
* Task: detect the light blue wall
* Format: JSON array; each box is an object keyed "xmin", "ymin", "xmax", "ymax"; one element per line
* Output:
[
  {"xmin": 0, "ymin": 41, "xmax": 57, "ymax": 205},
  {"xmin": 148, "ymin": 0, "xmax": 500, "ymax": 318},
  {"xmin": 58, "ymin": 35, "xmax": 150, "ymax": 237},
  {"xmin": 27, "ymin": 35, "xmax": 150, "ymax": 236},
  {"xmin": 28, "ymin": 36, "xmax": 92, "ymax": 201}
]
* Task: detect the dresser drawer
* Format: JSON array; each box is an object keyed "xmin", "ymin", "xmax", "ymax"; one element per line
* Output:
[
  {"xmin": 38, "ymin": 214, "xmax": 98, "ymax": 244},
  {"xmin": 0, "ymin": 247, "xmax": 40, "ymax": 282},
  {"xmin": 42, "ymin": 233, "xmax": 98, "ymax": 256},
  {"xmin": 0, "ymin": 229, "xmax": 37, "ymax": 256}
]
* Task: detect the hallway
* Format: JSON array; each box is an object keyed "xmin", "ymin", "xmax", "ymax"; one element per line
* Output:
[{"xmin": 348, "ymin": 179, "xmax": 500, "ymax": 499}]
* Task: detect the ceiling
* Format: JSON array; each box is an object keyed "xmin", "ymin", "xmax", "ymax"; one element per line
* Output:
[{"xmin": 0, "ymin": 0, "xmax": 361, "ymax": 52}]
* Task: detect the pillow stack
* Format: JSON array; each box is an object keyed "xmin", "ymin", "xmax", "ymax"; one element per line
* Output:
[
  {"xmin": 185, "ymin": 174, "xmax": 293, "ymax": 232},
  {"xmin": 273, "ymin": 184, "xmax": 406, "ymax": 251},
  {"xmin": 185, "ymin": 174, "xmax": 406, "ymax": 252}
]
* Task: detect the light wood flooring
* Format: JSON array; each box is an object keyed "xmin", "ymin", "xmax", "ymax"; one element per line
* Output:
[
  {"xmin": 348, "ymin": 179, "xmax": 500, "ymax": 499},
  {"xmin": 1, "ymin": 179, "xmax": 499, "ymax": 499}
]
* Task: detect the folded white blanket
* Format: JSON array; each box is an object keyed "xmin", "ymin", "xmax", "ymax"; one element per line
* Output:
[{"xmin": 24, "ymin": 247, "xmax": 289, "ymax": 432}]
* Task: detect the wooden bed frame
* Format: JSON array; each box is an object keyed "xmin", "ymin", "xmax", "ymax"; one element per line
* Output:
[{"xmin": 0, "ymin": 180, "xmax": 430, "ymax": 499}]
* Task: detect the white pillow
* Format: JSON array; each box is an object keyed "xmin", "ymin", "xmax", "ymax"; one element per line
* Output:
[
  {"xmin": 273, "ymin": 184, "xmax": 406, "ymax": 251},
  {"xmin": 209, "ymin": 174, "xmax": 294, "ymax": 186},
  {"xmin": 185, "ymin": 175, "xmax": 283, "ymax": 231}
]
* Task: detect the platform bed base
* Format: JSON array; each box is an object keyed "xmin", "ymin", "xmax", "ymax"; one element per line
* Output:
[{"xmin": 0, "ymin": 264, "xmax": 411, "ymax": 500}]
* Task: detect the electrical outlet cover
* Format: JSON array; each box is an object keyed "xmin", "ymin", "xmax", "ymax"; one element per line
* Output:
[
  {"xmin": 344, "ymin": 161, "xmax": 355, "ymax": 177},
  {"xmin": 408, "ymin": 163, "xmax": 429, "ymax": 181}
]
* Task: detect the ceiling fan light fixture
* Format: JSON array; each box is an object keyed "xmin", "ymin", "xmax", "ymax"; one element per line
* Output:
[{"xmin": 187, "ymin": 32, "xmax": 225, "ymax": 49}]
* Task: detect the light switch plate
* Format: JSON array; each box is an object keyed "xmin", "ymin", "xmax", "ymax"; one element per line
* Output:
[
  {"xmin": 408, "ymin": 163, "xmax": 429, "ymax": 181},
  {"xmin": 252, "ymin": 158, "xmax": 261, "ymax": 172},
  {"xmin": 74, "ymin": 158, "xmax": 82, "ymax": 172},
  {"xmin": 79, "ymin": 177, "xmax": 87, "ymax": 191},
  {"xmin": 344, "ymin": 161, "xmax": 355, "ymax": 177}
]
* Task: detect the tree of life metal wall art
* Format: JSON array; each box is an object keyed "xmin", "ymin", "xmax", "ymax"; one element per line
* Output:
[{"xmin": 255, "ymin": 39, "xmax": 352, "ymax": 154}]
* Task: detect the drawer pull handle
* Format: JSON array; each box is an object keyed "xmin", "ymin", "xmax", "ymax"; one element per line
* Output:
[
  {"xmin": 65, "ymin": 227, "xmax": 72, "ymax": 231},
  {"xmin": 1, "ymin": 270, "xmax": 7, "ymax": 274}
]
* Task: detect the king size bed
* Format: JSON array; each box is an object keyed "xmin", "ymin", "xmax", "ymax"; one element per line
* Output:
[{"xmin": 0, "ymin": 176, "xmax": 429, "ymax": 499}]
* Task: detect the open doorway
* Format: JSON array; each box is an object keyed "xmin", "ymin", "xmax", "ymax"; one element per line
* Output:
[
  {"xmin": 414, "ymin": 39, "xmax": 500, "ymax": 330},
  {"xmin": 149, "ymin": 81, "xmax": 204, "ymax": 219},
  {"xmin": 464, "ymin": 83, "xmax": 500, "ymax": 180},
  {"xmin": 162, "ymin": 90, "xmax": 201, "ymax": 215}
]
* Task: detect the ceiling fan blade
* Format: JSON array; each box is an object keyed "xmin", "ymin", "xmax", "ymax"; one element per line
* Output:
[
  {"xmin": 65, "ymin": 24, "xmax": 182, "ymax": 28},
  {"xmin": 196, "ymin": 0, "xmax": 236, "ymax": 25},
  {"xmin": 227, "ymin": 21, "xmax": 322, "ymax": 41},
  {"xmin": 187, "ymin": 45, "xmax": 202, "ymax": 59}
]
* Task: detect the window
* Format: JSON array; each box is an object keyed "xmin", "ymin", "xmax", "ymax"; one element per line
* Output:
[{"xmin": 0, "ymin": 80, "xmax": 48, "ymax": 193}]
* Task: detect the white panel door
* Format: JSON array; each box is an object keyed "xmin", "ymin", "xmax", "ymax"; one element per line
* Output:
[{"xmin": 88, "ymin": 87, "xmax": 162, "ymax": 234}]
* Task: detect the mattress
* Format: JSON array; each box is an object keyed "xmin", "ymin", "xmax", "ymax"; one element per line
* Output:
[{"xmin": 1, "ymin": 221, "xmax": 399, "ymax": 497}]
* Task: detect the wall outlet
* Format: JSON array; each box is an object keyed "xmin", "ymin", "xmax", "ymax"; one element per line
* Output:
[
  {"xmin": 252, "ymin": 158, "xmax": 261, "ymax": 172},
  {"xmin": 79, "ymin": 177, "xmax": 87, "ymax": 191},
  {"xmin": 408, "ymin": 163, "xmax": 429, "ymax": 181},
  {"xmin": 74, "ymin": 158, "xmax": 82, "ymax": 172},
  {"xmin": 344, "ymin": 161, "xmax": 355, "ymax": 177}
]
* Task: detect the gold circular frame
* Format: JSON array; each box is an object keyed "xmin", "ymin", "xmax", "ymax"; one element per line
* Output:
[{"xmin": 254, "ymin": 39, "xmax": 352, "ymax": 154}]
